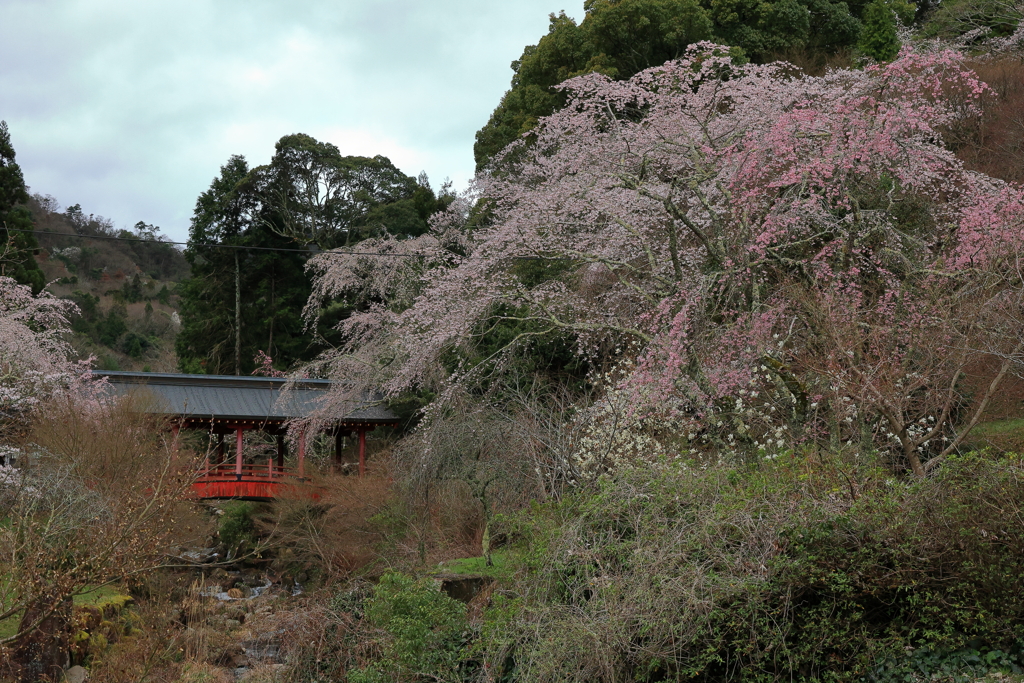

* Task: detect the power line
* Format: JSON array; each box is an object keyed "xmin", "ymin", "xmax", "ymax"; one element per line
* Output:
[
  {"xmin": 3, "ymin": 227, "xmax": 563, "ymax": 260},
  {"xmin": 3, "ymin": 227, "xmax": 408, "ymax": 256}
]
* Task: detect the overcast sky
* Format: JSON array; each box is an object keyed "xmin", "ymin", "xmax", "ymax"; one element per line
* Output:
[{"xmin": 0, "ymin": 0, "xmax": 585, "ymax": 242}]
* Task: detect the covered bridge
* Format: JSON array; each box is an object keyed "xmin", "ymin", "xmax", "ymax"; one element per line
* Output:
[{"xmin": 95, "ymin": 371, "xmax": 398, "ymax": 500}]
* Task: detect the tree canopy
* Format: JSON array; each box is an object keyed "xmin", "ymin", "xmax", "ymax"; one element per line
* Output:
[
  {"xmin": 176, "ymin": 136, "xmax": 452, "ymax": 375},
  {"xmin": 0, "ymin": 122, "xmax": 44, "ymax": 294},
  {"xmin": 248, "ymin": 134, "xmax": 446, "ymax": 250},
  {"xmin": 473, "ymin": 0, "xmax": 896, "ymax": 169}
]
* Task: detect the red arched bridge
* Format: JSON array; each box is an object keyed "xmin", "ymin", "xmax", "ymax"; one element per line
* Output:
[{"xmin": 96, "ymin": 371, "xmax": 399, "ymax": 501}]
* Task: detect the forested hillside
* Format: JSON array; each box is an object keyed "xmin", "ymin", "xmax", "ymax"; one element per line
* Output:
[
  {"xmin": 4, "ymin": 0, "xmax": 1024, "ymax": 681},
  {"xmin": 29, "ymin": 197, "xmax": 187, "ymax": 372}
]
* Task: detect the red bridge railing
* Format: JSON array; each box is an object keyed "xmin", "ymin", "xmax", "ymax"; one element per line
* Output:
[{"xmin": 192, "ymin": 458, "xmax": 320, "ymax": 501}]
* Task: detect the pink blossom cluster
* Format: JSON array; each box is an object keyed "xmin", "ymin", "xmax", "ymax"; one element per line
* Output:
[{"xmin": 307, "ymin": 44, "xmax": 1024, "ymax": 472}]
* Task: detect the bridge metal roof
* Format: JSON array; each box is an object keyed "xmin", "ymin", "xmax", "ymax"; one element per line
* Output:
[{"xmin": 94, "ymin": 371, "xmax": 397, "ymax": 426}]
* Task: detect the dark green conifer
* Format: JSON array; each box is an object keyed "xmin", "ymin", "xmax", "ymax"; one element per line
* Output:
[
  {"xmin": 0, "ymin": 121, "xmax": 44, "ymax": 293},
  {"xmin": 859, "ymin": 0, "xmax": 901, "ymax": 62}
]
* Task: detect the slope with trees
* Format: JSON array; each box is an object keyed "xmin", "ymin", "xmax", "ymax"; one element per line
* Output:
[{"xmin": 27, "ymin": 197, "xmax": 188, "ymax": 372}]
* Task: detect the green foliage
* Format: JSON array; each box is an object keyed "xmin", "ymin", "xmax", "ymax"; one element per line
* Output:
[
  {"xmin": 119, "ymin": 273, "xmax": 145, "ymax": 303},
  {"xmin": 0, "ymin": 121, "xmax": 45, "ymax": 293},
  {"xmin": 155, "ymin": 284, "xmax": 171, "ymax": 305},
  {"xmin": 922, "ymin": 0, "xmax": 1022, "ymax": 40},
  {"xmin": 96, "ymin": 304, "xmax": 128, "ymax": 347},
  {"xmin": 859, "ymin": 0, "xmax": 901, "ymax": 61},
  {"xmin": 218, "ymin": 502, "xmax": 258, "ymax": 556},
  {"xmin": 474, "ymin": 0, "xmax": 870, "ymax": 168},
  {"xmin": 176, "ymin": 142, "xmax": 452, "ymax": 375},
  {"xmin": 121, "ymin": 332, "xmax": 151, "ymax": 359},
  {"xmin": 175, "ymin": 154, "xmax": 312, "ymax": 374},
  {"xmin": 449, "ymin": 302, "xmax": 591, "ymax": 395},
  {"xmin": 869, "ymin": 643, "xmax": 1024, "ymax": 683},
  {"xmin": 475, "ymin": 452, "xmax": 1024, "ymax": 682},
  {"xmin": 348, "ymin": 572, "xmax": 470, "ymax": 683},
  {"xmin": 433, "ymin": 553, "xmax": 511, "ymax": 580}
]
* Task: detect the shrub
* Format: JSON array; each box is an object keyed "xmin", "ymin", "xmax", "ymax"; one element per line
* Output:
[
  {"xmin": 218, "ymin": 502, "xmax": 258, "ymax": 557},
  {"xmin": 479, "ymin": 452, "xmax": 1024, "ymax": 682},
  {"xmin": 348, "ymin": 572, "xmax": 470, "ymax": 683}
]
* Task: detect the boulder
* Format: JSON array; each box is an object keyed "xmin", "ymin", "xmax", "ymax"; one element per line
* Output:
[{"xmin": 63, "ymin": 665, "xmax": 89, "ymax": 683}]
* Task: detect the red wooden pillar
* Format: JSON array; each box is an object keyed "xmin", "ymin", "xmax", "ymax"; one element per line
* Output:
[
  {"xmin": 298, "ymin": 428, "xmax": 306, "ymax": 478},
  {"xmin": 358, "ymin": 427, "xmax": 366, "ymax": 478},
  {"xmin": 235, "ymin": 426, "xmax": 244, "ymax": 481}
]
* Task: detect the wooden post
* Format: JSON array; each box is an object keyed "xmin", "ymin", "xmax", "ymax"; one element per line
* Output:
[
  {"xmin": 235, "ymin": 427, "xmax": 244, "ymax": 481},
  {"xmin": 268, "ymin": 457, "xmax": 274, "ymax": 478},
  {"xmin": 358, "ymin": 427, "xmax": 366, "ymax": 478},
  {"xmin": 277, "ymin": 434, "xmax": 285, "ymax": 470},
  {"xmin": 298, "ymin": 428, "xmax": 306, "ymax": 478}
]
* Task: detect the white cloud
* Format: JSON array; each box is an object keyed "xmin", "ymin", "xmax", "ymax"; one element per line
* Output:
[{"xmin": 0, "ymin": 0, "xmax": 585, "ymax": 240}]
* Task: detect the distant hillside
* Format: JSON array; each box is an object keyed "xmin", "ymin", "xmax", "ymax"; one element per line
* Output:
[{"xmin": 27, "ymin": 194, "xmax": 189, "ymax": 372}]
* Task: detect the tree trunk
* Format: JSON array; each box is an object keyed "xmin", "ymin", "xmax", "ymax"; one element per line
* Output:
[{"xmin": 12, "ymin": 594, "xmax": 72, "ymax": 683}]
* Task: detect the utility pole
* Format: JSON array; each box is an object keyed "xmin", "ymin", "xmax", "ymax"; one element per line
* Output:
[{"xmin": 235, "ymin": 249, "xmax": 241, "ymax": 376}]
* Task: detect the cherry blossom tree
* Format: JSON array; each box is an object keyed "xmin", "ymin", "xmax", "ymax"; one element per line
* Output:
[
  {"xmin": 0, "ymin": 275, "xmax": 78, "ymax": 424},
  {"xmin": 306, "ymin": 44, "xmax": 1024, "ymax": 476}
]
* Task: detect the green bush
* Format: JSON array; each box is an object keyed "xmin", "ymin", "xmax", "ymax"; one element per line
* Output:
[
  {"xmin": 218, "ymin": 502, "xmax": 257, "ymax": 557},
  {"xmin": 477, "ymin": 452, "xmax": 1024, "ymax": 682},
  {"xmin": 349, "ymin": 572, "xmax": 470, "ymax": 683}
]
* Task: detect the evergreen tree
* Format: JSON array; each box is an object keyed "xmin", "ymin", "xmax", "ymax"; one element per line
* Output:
[
  {"xmin": 474, "ymin": 0, "xmax": 868, "ymax": 169},
  {"xmin": 859, "ymin": 0, "xmax": 901, "ymax": 61},
  {"xmin": 176, "ymin": 155, "xmax": 309, "ymax": 375},
  {"xmin": 0, "ymin": 121, "xmax": 44, "ymax": 293},
  {"xmin": 176, "ymin": 137, "xmax": 451, "ymax": 375}
]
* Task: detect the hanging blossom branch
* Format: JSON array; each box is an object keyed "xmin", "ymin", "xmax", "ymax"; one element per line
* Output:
[
  {"xmin": 304, "ymin": 43, "xmax": 1024, "ymax": 475},
  {"xmin": 0, "ymin": 276, "xmax": 80, "ymax": 416}
]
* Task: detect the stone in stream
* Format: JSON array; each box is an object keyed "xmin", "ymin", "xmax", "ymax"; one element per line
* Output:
[{"xmin": 63, "ymin": 665, "xmax": 89, "ymax": 683}]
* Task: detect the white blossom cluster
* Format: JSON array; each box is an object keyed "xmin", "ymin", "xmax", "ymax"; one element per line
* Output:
[
  {"xmin": 0, "ymin": 448, "xmax": 37, "ymax": 503},
  {"xmin": 570, "ymin": 404, "xmax": 672, "ymax": 479},
  {"xmin": 50, "ymin": 246, "xmax": 82, "ymax": 261}
]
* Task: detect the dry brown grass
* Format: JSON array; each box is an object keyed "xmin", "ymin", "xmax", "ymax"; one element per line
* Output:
[
  {"xmin": 86, "ymin": 593, "xmax": 185, "ymax": 683},
  {"xmin": 259, "ymin": 448, "xmax": 493, "ymax": 582},
  {"xmin": 260, "ymin": 456, "xmax": 401, "ymax": 578}
]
